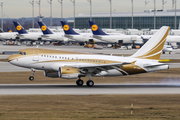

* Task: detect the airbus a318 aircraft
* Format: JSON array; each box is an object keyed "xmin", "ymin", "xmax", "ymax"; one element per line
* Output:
[
  {"xmin": 89, "ymin": 21, "xmax": 143, "ymax": 45},
  {"xmin": 7, "ymin": 26, "xmax": 170, "ymax": 87},
  {"xmin": 61, "ymin": 21, "xmax": 103, "ymax": 43},
  {"xmin": 37, "ymin": 21, "xmax": 64, "ymax": 41}
]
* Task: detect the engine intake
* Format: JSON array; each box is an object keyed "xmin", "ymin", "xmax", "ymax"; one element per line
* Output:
[{"xmin": 44, "ymin": 67, "xmax": 80, "ymax": 79}]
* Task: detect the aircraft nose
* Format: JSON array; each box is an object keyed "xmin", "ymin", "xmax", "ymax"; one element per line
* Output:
[
  {"xmin": 7, "ymin": 54, "xmax": 19, "ymax": 63},
  {"xmin": 7, "ymin": 55, "xmax": 13, "ymax": 62}
]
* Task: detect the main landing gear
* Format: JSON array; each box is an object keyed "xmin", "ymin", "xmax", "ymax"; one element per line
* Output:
[
  {"xmin": 76, "ymin": 73, "xmax": 94, "ymax": 87},
  {"xmin": 29, "ymin": 69, "xmax": 35, "ymax": 81}
]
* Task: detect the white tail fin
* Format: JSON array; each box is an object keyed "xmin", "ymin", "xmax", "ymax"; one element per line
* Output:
[{"xmin": 131, "ymin": 26, "xmax": 170, "ymax": 60}]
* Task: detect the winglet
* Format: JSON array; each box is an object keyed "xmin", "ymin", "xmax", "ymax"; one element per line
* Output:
[
  {"xmin": 13, "ymin": 21, "xmax": 28, "ymax": 34},
  {"xmin": 60, "ymin": 21, "xmax": 79, "ymax": 35},
  {"xmin": 89, "ymin": 21, "xmax": 108, "ymax": 35},
  {"xmin": 131, "ymin": 26, "xmax": 170, "ymax": 60},
  {"xmin": 37, "ymin": 21, "xmax": 53, "ymax": 35}
]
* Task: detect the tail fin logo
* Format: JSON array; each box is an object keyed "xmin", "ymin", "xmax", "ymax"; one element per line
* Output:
[
  {"xmin": 91, "ymin": 24, "xmax": 98, "ymax": 31},
  {"xmin": 41, "ymin": 25, "xmax": 47, "ymax": 31},
  {"xmin": 63, "ymin": 25, "xmax": 70, "ymax": 31},
  {"xmin": 8, "ymin": 30, "xmax": 12, "ymax": 32},
  {"xmin": 16, "ymin": 25, "xmax": 22, "ymax": 31}
]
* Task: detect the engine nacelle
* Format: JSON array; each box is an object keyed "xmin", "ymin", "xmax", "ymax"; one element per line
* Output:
[
  {"xmin": 44, "ymin": 67, "xmax": 80, "ymax": 79},
  {"xmin": 44, "ymin": 71, "xmax": 60, "ymax": 78}
]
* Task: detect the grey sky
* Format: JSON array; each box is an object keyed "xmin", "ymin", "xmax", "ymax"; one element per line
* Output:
[{"xmin": 1, "ymin": 0, "xmax": 178, "ymax": 18}]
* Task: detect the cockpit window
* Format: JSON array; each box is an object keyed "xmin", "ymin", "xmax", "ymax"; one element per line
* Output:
[
  {"xmin": 18, "ymin": 52, "xmax": 26, "ymax": 55},
  {"xmin": 19, "ymin": 52, "xmax": 23, "ymax": 55}
]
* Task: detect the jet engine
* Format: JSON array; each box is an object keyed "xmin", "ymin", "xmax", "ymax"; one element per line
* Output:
[{"xmin": 44, "ymin": 67, "xmax": 80, "ymax": 79}]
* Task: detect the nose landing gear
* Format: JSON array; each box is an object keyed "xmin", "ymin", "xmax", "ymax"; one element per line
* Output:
[{"xmin": 29, "ymin": 69, "xmax": 35, "ymax": 81}]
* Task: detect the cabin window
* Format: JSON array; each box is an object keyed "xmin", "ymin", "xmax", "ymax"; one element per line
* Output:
[
  {"xmin": 55, "ymin": 56, "xmax": 57, "ymax": 58},
  {"xmin": 93, "ymin": 60, "xmax": 95, "ymax": 62},
  {"xmin": 59, "ymin": 56, "xmax": 61, "ymax": 59},
  {"xmin": 82, "ymin": 59, "xmax": 84, "ymax": 61},
  {"xmin": 62, "ymin": 57, "xmax": 64, "ymax": 59},
  {"xmin": 50, "ymin": 56, "xmax": 51, "ymax": 58},
  {"xmin": 72, "ymin": 58, "xmax": 74, "ymax": 60},
  {"xmin": 41, "ymin": 55, "xmax": 43, "ymax": 57},
  {"xmin": 52, "ymin": 56, "xmax": 54, "ymax": 58},
  {"xmin": 99, "ymin": 61, "xmax": 100, "ymax": 63},
  {"xmin": 90, "ymin": 60, "xmax": 92, "ymax": 62},
  {"xmin": 24, "ymin": 52, "xmax": 26, "ymax": 55},
  {"xmin": 96, "ymin": 60, "xmax": 97, "ymax": 62},
  {"xmin": 47, "ymin": 55, "xmax": 48, "ymax": 57},
  {"xmin": 44, "ymin": 55, "xmax": 46, "ymax": 57},
  {"xmin": 65, "ymin": 57, "xmax": 66, "ymax": 59},
  {"xmin": 88, "ymin": 60, "xmax": 89, "ymax": 62},
  {"xmin": 104, "ymin": 61, "xmax": 106, "ymax": 63}
]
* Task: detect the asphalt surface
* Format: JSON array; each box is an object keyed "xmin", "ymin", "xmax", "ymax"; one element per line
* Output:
[
  {"xmin": 0, "ymin": 83, "xmax": 180, "ymax": 95},
  {"xmin": 0, "ymin": 62, "xmax": 30, "ymax": 72}
]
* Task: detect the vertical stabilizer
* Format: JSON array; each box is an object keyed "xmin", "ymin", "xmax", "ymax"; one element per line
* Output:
[
  {"xmin": 7, "ymin": 28, "xmax": 12, "ymax": 32},
  {"xmin": 60, "ymin": 21, "xmax": 79, "ymax": 35},
  {"xmin": 37, "ymin": 21, "xmax": 53, "ymax": 35},
  {"xmin": 131, "ymin": 26, "xmax": 170, "ymax": 60},
  {"xmin": 13, "ymin": 21, "xmax": 28, "ymax": 34},
  {"xmin": 89, "ymin": 21, "xmax": 108, "ymax": 35}
]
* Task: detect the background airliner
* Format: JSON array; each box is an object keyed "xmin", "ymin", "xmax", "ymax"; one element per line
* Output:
[
  {"xmin": 7, "ymin": 26, "xmax": 170, "ymax": 87},
  {"xmin": 38, "ymin": 21, "xmax": 64, "ymax": 41},
  {"xmin": 89, "ymin": 21, "xmax": 143, "ymax": 45},
  {"xmin": 13, "ymin": 21, "xmax": 45, "ymax": 41},
  {"xmin": 61, "ymin": 21, "xmax": 104, "ymax": 43}
]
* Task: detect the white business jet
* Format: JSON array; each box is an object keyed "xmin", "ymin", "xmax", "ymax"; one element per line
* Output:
[{"xmin": 7, "ymin": 26, "xmax": 170, "ymax": 87}]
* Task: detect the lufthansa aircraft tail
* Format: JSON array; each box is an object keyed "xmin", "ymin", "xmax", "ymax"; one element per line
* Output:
[
  {"xmin": 37, "ymin": 21, "xmax": 53, "ymax": 35},
  {"xmin": 13, "ymin": 21, "xmax": 28, "ymax": 34},
  {"xmin": 89, "ymin": 21, "xmax": 108, "ymax": 35},
  {"xmin": 7, "ymin": 28, "xmax": 12, "ymax": 32},
  {"xmin": 131, "ymin": 26, "xmax": 170, "ymax": 60},
  {"xmin": 60, "ymin": 21, "xmax": 79, "ymax": 35}
]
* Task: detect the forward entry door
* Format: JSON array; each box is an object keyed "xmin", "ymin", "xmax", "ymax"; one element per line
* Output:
[{"xmin": 33, "ymin": 50, "xmax": 39, "ymax": 61}]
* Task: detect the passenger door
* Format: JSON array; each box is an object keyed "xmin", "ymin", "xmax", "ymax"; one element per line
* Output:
[{"xmin": 33, "ymin": 50, "xmax": 39, "ymax": 61}]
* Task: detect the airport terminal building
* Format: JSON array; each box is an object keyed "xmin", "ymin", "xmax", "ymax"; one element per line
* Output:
[{"xmin": 74, "ymin": 9, "xmax": 180, "ymax": 30}]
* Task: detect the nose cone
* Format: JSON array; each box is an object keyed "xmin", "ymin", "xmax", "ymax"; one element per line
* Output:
[{"xmin": 7, "ymin": 54, "xmax": 20, "ymax": 63}]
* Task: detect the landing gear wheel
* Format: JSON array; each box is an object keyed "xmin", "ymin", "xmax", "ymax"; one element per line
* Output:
[
  {"xmin": 86, "ymin": 80, "xmax": 94, "ymax": 87},
  {"xmin": 29, "ymin": 76, "xmax": 34, "ymax": 81},
  {"xmin": 76, "ymin": 79, "xmax": 84, "ymax": 86}
]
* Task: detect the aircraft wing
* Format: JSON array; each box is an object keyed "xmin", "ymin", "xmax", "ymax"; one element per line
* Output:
[
  {"xmin": 72, "ymin": 62, "xmax": 131, "ymax": 75},
  {"xmin": 73, "ymin": 62, "xmax": 131, "ymax": 69}
]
